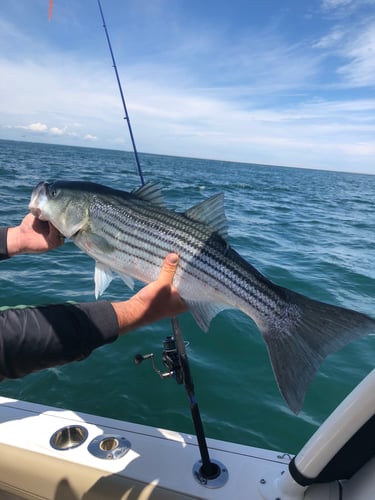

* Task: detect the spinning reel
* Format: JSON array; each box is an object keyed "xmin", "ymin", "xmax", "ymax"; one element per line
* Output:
[{"xmin": 134, "ymin": 335, "xmax": 188, "ymax": 385}]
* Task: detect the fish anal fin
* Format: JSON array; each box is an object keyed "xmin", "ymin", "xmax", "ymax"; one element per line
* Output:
[
  {"xmin": 186, "ymin": 300, "xmax": 228, "ymax": 332},
  {"xmin": 119, "ymin": 272, "xmax": 135, "ymax": 290}
]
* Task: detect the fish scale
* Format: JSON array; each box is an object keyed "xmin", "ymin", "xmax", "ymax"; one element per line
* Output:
[{"xmin": 29, "ymin": 180, "xmax": 375, "ymax": 414}]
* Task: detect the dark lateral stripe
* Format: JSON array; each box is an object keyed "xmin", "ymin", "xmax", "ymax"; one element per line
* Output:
[{"xmin": 90, "ymin": 197, "xmax": 285, "ymax": 317}]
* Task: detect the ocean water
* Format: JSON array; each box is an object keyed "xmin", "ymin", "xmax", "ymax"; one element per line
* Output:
[{"xmin": 0, "ymin": 138, "xmax": 374, "ymax": 455}]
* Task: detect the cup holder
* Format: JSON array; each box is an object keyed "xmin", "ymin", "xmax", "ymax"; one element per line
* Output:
[
  {"xmin": 50, "ymin": 425, "xmax": 88, "ymax": 450},
  {"xmin": 88, "ymin": 434, "xmax": 131, "ymax": 460}
]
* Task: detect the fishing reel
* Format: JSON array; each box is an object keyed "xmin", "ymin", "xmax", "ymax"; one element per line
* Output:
[
  {"xmin": 134, "ymin": 335, "xmax": 187, "ymax": 385},
  {"xmin": 134, "ymin": 328, "xmax": 228, "ymax": 487}
]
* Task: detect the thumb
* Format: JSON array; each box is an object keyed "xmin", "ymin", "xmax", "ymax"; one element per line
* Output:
[{"xmin": 158, "ymin": 253, "xmax": 179, "ymax": 284}]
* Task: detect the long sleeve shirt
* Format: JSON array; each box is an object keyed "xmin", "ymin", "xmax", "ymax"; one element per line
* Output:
[
  {"xmin": 0, "ymin": 227, "xmax": 119, "ymax": 379},
  {"xmin": 0, "ymin": 228, "xmax": 8, "ymax": 262}
]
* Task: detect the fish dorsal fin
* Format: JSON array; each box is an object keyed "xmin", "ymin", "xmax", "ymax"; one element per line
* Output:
[
  {"xmin": 185, "ymin": 193, "xmax": 228, "ymax": 238},
  {"xmin": 132, "ymin": 182, "xmax": 165, "ymax": 207}
]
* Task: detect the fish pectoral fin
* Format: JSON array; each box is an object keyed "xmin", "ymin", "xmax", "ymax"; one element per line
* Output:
[
  {"xmin": 88, "ymin": 233, "xmax": 115, "ymax": 253},
  {"xmin": 186, "ymin": 300, "xmax": 228, "ymax": 332},
  {"xmin": 94, "ymin": 263, "xmax": 114, "ymax": 298},
  {"xmin": 94, "ymin": 264, "xmax": 135, "ymax": 297},
  {"xmin": 118, "ymin": 272, "xmax": 135, "ymax": 290}
]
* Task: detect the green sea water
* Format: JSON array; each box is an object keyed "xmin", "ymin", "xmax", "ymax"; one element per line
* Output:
[{"xmin": 0, "ymin": 139, "xmax": 374, "ymax": 455}]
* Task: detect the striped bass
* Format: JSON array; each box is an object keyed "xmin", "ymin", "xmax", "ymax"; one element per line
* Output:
[{"xmin": 29, "ymin": 180, "xmax": 375, "ymax": 413}]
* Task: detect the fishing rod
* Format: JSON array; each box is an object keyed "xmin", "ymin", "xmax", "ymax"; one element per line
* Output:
[
  {"xmin": 134, "ymin": 326, "xmax": 228, "ymax": 486},
  {"xmin": 98, "ymin": 1, "xmax": 227, "ymax": 486},
  {"xmin": 97, "ymin": 0, "xmax": 145, "ymax": 186}
]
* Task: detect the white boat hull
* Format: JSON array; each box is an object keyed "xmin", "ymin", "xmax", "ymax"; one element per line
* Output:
[
  {"xmin": 0, "ymin": 370, "xmax": 373, "ymax": 499},
  {"xmin": 0, "ymin": 396, "xmax": 291, "ymax": 499}
]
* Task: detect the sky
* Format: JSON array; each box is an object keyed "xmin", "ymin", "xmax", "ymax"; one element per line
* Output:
[{"xmin": 0, "ymin": 0, "xmax": 375, "ymax": 174}]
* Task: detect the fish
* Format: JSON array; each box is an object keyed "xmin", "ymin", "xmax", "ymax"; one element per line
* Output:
[{"xmin": 29, "ymin": 180, "xmax": 375, "ymax": 414}]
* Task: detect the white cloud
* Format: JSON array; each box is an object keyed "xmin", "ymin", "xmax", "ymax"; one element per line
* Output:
[
  {"xmin": 321, "ymin": 0, "xmax": 375, "ymax": 11},
  {"xmin": 17, "ymin": 122, "xmax": 48, "ymax": 133},
  {"xmin": 322, "ymin": 0, "xmax": 353, "ymax": 9},
  {"xmin": 312, "ymin": 28, "xmax": 345, "ymax": 49},
  {"xmin": 50, "ymin": 126, "xmax": 66, "ymax": 135},
  {"xmin": 337, "ymin": 22, "xmax": 375, "ymax": 86},
  {"xmin": 84, "ymin": 134, "xmax": 98, "ymax": 141},
  {"xmin": 312, "ymin": 17, "xmax": 375, "ymax": 88},
  {"xmin": 4, "ymin": 121, "xmax": 88, "ymax": 140}
]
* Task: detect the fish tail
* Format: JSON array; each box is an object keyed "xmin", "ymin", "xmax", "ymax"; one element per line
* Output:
[{"xmin": 259, "ymin": 287, "xmax": 375, "ymax": 414}]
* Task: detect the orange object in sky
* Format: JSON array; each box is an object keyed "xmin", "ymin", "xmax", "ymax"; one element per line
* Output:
[{"xmin": 48, "ymin": 0, "xmax": 53, "ymax": 21}]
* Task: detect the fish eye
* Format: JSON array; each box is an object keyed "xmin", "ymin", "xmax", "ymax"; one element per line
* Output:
[{"xmin": 48, "ymin": 184, "xmax": 59, "ymax": 198}]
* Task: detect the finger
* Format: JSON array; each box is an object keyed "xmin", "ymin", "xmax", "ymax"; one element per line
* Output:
[{"xmin": 158, "ymin": 253, "xmax": 179, "ymax": 284}]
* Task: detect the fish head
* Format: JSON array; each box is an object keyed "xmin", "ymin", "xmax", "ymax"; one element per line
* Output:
[{"xmin": 29, "ymin": 181, "xmax": 90, "ymax": 238}]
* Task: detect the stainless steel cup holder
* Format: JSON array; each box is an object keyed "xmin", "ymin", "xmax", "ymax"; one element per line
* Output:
[
  {"xmin": 88, "ymin": 434, "xmax": 131, "ymax": 460},
  {"xmin": 50, "ymin": 425, "xmax": 88, "ymax": 450}
]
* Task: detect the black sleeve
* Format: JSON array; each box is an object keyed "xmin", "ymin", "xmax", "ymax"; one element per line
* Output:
[
  {"xmin": 0, "ymin": 301, "xmax": 119, "ymax": 379},
  {"xmin": 0, "ymin": 228, "xmax": 9, "ymax": 261}
]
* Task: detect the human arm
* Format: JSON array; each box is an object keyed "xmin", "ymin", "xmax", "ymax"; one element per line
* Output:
[
  {"xmin": 1, "ymin": 213, "xmax": 64, "ymax": 259},
  {"xmin": 0, "ymin": 301, "xmax": 118, "ymax": 379},
  {"xmin": 0, "ymin": 254, "xmax": 186, "ymax": 379}
]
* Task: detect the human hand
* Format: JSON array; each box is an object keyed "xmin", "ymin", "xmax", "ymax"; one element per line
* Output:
[
  {"xmin": 112, "ymin": 253, "xmax": 187, "ymax": 334},
  {"xmin": 7, "ymin": 213, "xmax": 65, "ymax": 256}
]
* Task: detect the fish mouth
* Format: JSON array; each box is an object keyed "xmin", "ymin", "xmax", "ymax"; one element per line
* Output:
[
  {"xmin": 30, "ymin": 206, "xmax": 42, "ymax": 218},
  {"xmin": 29, "ymin": 181, "xmax": 49, "ymax": 220}
]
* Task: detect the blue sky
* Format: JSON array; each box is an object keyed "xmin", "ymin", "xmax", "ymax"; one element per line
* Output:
[{"xmin": 1, "ymin": 0, "xmax": 374, "ymax": 174}]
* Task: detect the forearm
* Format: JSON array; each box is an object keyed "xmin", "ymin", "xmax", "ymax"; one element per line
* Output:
[
  {"xmin": 1, "ymin": 225, "xmax": 27, "ymax": 257},
  {"xmin": 112, "ymin": 298, "xmax": 143, "ymax": 334},
  {"xmin": 0, "ymin": 224, "xmax": 34, "ymax": 258},
  {"xmin": 6, "ymin": 226, "xmax": 21, "ymax": 257},
  {"xmin": 0, "ymin": 301, "xmax": 119, "ymax": 379}
]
